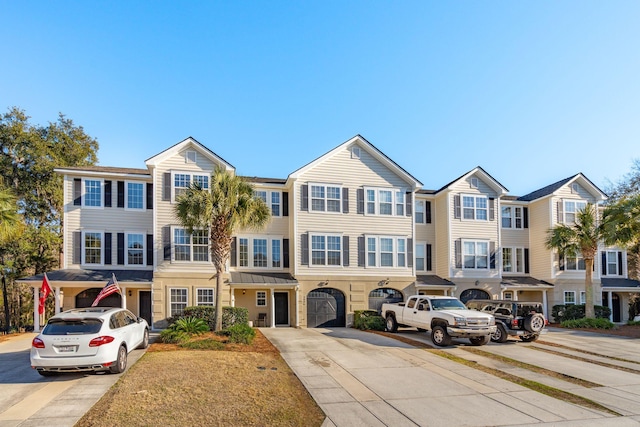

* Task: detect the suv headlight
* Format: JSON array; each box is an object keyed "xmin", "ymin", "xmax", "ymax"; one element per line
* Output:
[
  {"xmin": 453, "ymin": 317, "xmax": 466, "ymax": 326},
  {"xmin": 489, "ymin": 317, "xmax": 495, "ymax": 326}
]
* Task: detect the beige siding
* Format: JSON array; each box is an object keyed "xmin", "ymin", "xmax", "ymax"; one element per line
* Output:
[
  {"xmin": 434, "ymin": 193, "xmax": 450, "ymax": 277},
  {"xmin": 528, "ymin": 198, "xmax": 552, "ymax": 279}
]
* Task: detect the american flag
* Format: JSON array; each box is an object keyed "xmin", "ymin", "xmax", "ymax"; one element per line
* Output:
[{"xmin": 91, "ymin": 273, "xmax": 121, "ymax": 307}]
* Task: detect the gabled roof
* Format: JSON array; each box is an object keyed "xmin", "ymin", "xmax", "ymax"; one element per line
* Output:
[
  {"xmin": 518, "ymin": 173, "xmax": 607, "ymax": 202},
  {"xmin": 435, "ymin": 166, "xmax": 508, "ymax": 195},
  {"xmin": 145, "ymin": 136, "xmax": 234, "ymax": 170},
  {"xmin": 288, "ymin": 135, "xmax": 423, "ymax": 189},
  {"xmin": 54, "ymin": 165, "xmax": 151, "ymax": 178}
]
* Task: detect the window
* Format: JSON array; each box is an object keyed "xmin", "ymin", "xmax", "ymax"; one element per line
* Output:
[
  {"xmin": 310, "ymin": 184, "xmax": 341, "ymax": 213},
  {"xmin": 564, "ymin": 291, "xmax": 576, "ymax": 305},
  {"xmin": 84, "ymin": 232, "xmax": 102, "ymax": 265},
  {"xmin": 502, "ymin": 247, "xmax": 525, "ymax": 273},
  {"xmin": 564, "ymin": 200, "xmax": 586, "ymax": 224},
  {"xmin": 415, "ymin": 243, "xmax": 425, "ymax": 271},
  {"xmin": 185, "ymin": 150, "xmax": 197, "ymax": 163},
  {"xmin": 415, "ymin": 200, "xmax": 425, "ymax": 223},
  {"xmin": 462, "ymin": 195, "xmax": 487, "ymax": 221},
  {"xmin": 501, "ymin": 206, "xmax": 524, "ymax": 229},
  {"xmin": 196, "ymin": 289, "xmax": 214, "ymax": 306},
  {"xmin": 126, "ymin": 233, "xmax": 144, "ymax": 265},
  {"xmin": 236, "ymin": 236, "xmax": 283, "ymax": 269},
  {"xmin": 351, "ymin": 147, "xmax": 361, "ymax": 159},
  {"xmin": 256, "ymin": 291, "xmax": 267, "ymax": 307},
  {"xmin": 503, "ymin": 291, "xmax": 513, "ymax": 300},
  {"xmin": 255, "ymin": 190, "xmax": 281, "ymax": 216},
  {"xmin": 463, "ymin": 240, "xmax": 488, "ymax": 269},
  {"xmin": 606, "ymin": 251, "xmax": 619, "ymax": 275},
  {"xmin": 366, "ymin": 236, "xmax": 407, "ymax": 268},
  {"xmin": 364, "ymin": 187, "xmax": 405, "ymax": 216},
  {"xmin": 564, "ymin": 252, "xmax": 585, "ymax": 271},
  {"xmin": 170, "ymin": 288, "xmax": 188, "ymax": 316},
  {"xmin": 580, "ymin": 291, "xmax": 586, "ymax": 304},
  {"xmin": 172, "ymin": 172, "xmax": 209, "ymax": 201},
  {"xmin": 173, "ymin": 228, "xmax": 209, "ymax": 262},
  {"xmin": 126, "ymin": 182, "xmax": 144, "ymax": 209},
  {"xmin": 84, "ymin": 179, "xmax": 102, "ymax": 207},
  {"xmin": 311, "ymin": 234, "xmax": 341, "ymax": 266}
]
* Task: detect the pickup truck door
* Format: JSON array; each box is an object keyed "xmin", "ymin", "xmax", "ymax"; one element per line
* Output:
[{"xmin": 404, "ymin": 297, "xmax": 430, "ymax": 329}]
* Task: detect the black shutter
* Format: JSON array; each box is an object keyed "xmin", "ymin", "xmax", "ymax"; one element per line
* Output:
[
  {"xmin": 73, "ymin": 231, "xmax": 82, "ymax": 264},
  {"xmin": 301, "ymin": 185, "xmax": 308, "ymax": 211},
  {"xmin": 117, "ymin": 233, "xmax": 125, "ymax": 265},
  {"xmin": 104, "ymin": 233, "xmax": 112, "ymax": 265},
  {"xmin": 283, "ymin": 238, "xmax": 290, "ymax": 268},
  {"xmin": 146, "ymin": 183, "xmax": 153, "ymax": 210},
  {"xmin": 147, "ymin": 234, "xmax": 153, "ymax": 266},
  {"xmin": 426, "ymin": 244, "xmax": 432, "ymax": 271},
  {"xmin": 342, "ymin": 188, "xmax": 349, "ymax": 213},
  {"xmin": 524, "ymin": 248, "xmax": 530, "ymax": 274},
  {"xmin": 343, "ymin": 236, "xmax": 349, "ymax": 266},
  {"xmin": 73, "ymin": 179, "xmax": 82, "ymax": 206},
  {"xmin": 618, "ymin": 251, "xmax": 623, "ymax": 275},
  {"xmin": 557, "ymin": 201, "xmax": 564, "ymax": 223},
  {"xmin": 490, "ymin": 242, "xmax": 496, "ymax": 269},
  {"xmin": 357, "ymin": 189, "xmax": 364, "ymax": 214},
  {"xmin": 163, "ymin": 173, "xmax": 171, "ymax": 201},
  {"xmin": 454, "ymin": 195, "xmax": 461, "ymax": 219},
  {"xmin": 117, "ymin": 181, "xmax": 125, "ymax": 208},
  {"xmin": 455, "ymin": 240, "xmax": 462, "ymax": 268},
  {"xmin": 523, "ymin": 207, "xmax": 529, "ymax": 228},
  {"xmin": 601, "ymin": 252, "xmax": 607, "ymax": 275},
  {"xmin": 230, "ymin": 237, "xmax": 237, "ymax": 267},
  {"xmin": 406, "ymin": 192, "xmax": 412, "ymax": 216},
  {"xmin": 163, "ymin": 226, "xmax": 171, "ymax": 260},
  {"xmin": 358, "ymin": 236, "xmax": 365, "ymax": 267},
  {"xmin": 407, "ymin": 238, "xmax": 413, "ymax": 267},
  {"xmin": 283, "ymin": 192, "xmax": 289, "ymax": 216},
  {"xmin": 426, "ymin": 201, "xmax": 432, "ymax": 224},
  {"xmin": 489, "ymin": 198, "xmax": 495, "ymax": 221},
  {"xmin": 301, "ymin": 233, "xmax": 309, "ymax": 265},
  {"xmin": 104, "ymin": 181, "xmax": 112, "ymax": 207}
]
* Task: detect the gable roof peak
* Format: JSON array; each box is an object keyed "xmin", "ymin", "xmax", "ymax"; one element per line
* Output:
[
  {"xmin": 145, "ymin": 136, "xmax": 234, "ymax": 170},
  {"xmin": 517, "ymin": 173, "xmax": 607, "ymax": 202},
  {"xmin": 436, "ymin": 166, "xmax": 508, "ymax": 195}
]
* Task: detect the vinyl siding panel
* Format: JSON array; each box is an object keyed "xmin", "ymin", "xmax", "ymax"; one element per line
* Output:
[
  {"xmin": 528, "ymin": 198, "xmax": 552, "ymax": 279},
  {"xmin": 434, "ymin": 193, "xmax": 450, "ymax": 277}
]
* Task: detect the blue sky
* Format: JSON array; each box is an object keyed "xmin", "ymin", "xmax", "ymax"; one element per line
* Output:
[{"xmin": 2, "ymin": 1, "xmax": 639, "ymax": 195}]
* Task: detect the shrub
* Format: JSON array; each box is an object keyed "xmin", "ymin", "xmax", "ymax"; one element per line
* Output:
[
  {"xmin": 629, "ymin": 294, "xmax": 640, "ymax": 321},
  {"xmin": 160, "ymin": 329, "xmax": 190, "ymax": 344},
  {"xmin": 627, "ymin": 320, "xmax": 640, "ymax": 326},
  {"xmin": 218, "ymin": 323, "xmax": 256, "ymax": 344},
  {"xmin": 177, "ymin": 306, "xmax": 249, "ymax": 330},
  {"xmin": 222, "ymin": 307, "xmax": 249, "ymax": 329},
  {"xmin": 353, "ymin": 310, "xmax": 386, "ymax": 331},
  {"xmin": 561, "ymin": 318, "xmax": 615, "ymax": 329},
  {"xmin": 552, "ymin": 304, "xmax": 611, "ymax": 322},
  {"xmin": 173, "ymin": 317, "xmax": 210, "ymax": 335},
  {"xmin": 183, "ymin": 306, "xmax": 216, "ymax": 329}
]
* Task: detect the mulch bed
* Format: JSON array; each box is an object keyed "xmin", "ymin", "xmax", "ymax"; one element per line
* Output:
[
  {"xmin": 147, "ymin": 329, "xmax": 281, "ymax": 353},
  {"xmin": 551, "ymin": 323, "xmax": 640, "ymax": 338}
]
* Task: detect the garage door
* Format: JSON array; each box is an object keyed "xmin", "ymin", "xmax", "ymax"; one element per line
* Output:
[{"xmin": 307, "ymin": 288, "xmax": 345, "ymax": 327}]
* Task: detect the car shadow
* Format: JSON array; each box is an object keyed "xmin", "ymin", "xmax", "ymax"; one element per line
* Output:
[{"xmin": 0, "ymin": 350, "xmax": 91, "ymax": 384}]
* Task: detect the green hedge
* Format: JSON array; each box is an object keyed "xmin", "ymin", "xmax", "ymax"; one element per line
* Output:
[
  {"xmin": 561, "ymin": 318, "xmax": 615, "ymax": 329},
  {"xmin": 353, "ymin": 310, "xmax": 386, "ymax": 331},
  {"xmin": 174, "ymin": 306, "xmax": 249, "ymax": 330},
  {"xmin": 551, "ymin": 304, "xmax": 611, "ymax": 323}
]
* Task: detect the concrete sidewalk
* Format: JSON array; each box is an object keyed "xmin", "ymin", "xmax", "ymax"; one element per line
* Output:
[{"xmin": 261, "ymin": 327, "xmax": 640, "ymax": 427}]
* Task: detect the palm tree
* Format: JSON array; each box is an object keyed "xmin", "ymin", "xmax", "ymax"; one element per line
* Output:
[
  {"xmin": 174, "ymin": 167, "xmax": 271, "ymax": 331},
  {"xmin": 0, "ymin": 185, "xmax": 21, "ymax": 243},
  {"xmin": 546, "ymin": 203, "xmax": 603, "ymax": 318}
]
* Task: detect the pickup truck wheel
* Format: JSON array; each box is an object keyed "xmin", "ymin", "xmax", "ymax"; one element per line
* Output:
[
  {"xmin": 431, "ymin": 326, "xmax": 451, "ymax": 347},
  {"xmin": 524, "ymin": 314, "xmax": 545, "ymax": 333},
  {"xmin": 469, "ymin": 336, "xmax": 490, "ymax": 346},
  {"xmin": 520, "ymin": 334, "xmax": 539, "ymax": 342},
  {"xmin": 491, "ymin": 324, "xmax": 508, "ymax": 343},
  {"xmin": 385, "ymin": 316, "xmax": 398, "ymax": 333}
]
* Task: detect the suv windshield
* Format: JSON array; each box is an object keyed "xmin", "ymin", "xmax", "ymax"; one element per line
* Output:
[
  {"xmin": 43, "ymin": 319, "xmax": 103, "ymax": 335},
  {"xmin": 431, "ymin": 298, "xmax": 467, "ymax": 310}
]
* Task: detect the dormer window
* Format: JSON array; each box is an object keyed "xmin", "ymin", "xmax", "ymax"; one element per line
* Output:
[
  {"xmin": 470, "ymin": 178, "xmax": 479, "ymax": 189},
  {"xmin": 185, "ymin": 150, "xmax": 197, "ymax": 164},
  {"xmin": 351, "ymin": 147, "xmax": 361, "ymax": 159},
  {"xmin": 571, "ymin": 183, "xmax": 579, "ymax": 194}
]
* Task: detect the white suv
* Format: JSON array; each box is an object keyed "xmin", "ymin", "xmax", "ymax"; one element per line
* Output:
[{"xmin": 31, "ymin": 307, "xmax": 149, "ymax": 376}]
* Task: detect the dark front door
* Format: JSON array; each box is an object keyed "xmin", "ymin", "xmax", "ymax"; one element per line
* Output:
[
  {"xmin": 612, "ymin": 293, "xmax": 621, "ymax": 322},
  {"xmin": 140, "ymin": 291, "xmax": 152, "ymax": 326},
  {"xmin": 307, "ymin": 288, "xmax": 346, "ymax": 328},
  {"xmin": 274, "ymin": 292, "xmax": 289, "ymax": 325}
]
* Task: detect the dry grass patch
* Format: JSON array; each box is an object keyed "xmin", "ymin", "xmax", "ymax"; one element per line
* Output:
[{"xmin": 76, "ymin": 330, "xmax": 325, "ymax": 427}]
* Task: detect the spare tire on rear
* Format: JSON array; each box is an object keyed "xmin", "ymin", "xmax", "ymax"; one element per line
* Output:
[{"xmin": 524, "ymin": 314, "xmax": 545, "ymax": 333}]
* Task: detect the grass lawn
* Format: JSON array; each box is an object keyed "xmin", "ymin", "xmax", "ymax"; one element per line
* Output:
[{"xmin": 75, "ymin": 330, "xmax": 325, "ymax": 427}]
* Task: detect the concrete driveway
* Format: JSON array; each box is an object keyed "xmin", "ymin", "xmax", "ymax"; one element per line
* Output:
[
  {"xmin": 261, "ymin": 327, "xmax": 640, "ymax": 427},
  {"xmin": 0, "ymin": 333, "xmax": 147, "ymax": 427}
]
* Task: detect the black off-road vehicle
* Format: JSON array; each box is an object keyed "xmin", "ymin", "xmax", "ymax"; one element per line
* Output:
[{"xmin": 466, "ymin": 300, "xmax": 547, "ymax": 343}]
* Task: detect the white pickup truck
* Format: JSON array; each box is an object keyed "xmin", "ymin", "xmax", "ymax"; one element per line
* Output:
[{"xmin": 381, "ymin": 295, "xmax": 496, "ymax": 346}]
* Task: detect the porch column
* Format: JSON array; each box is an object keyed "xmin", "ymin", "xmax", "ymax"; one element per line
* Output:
[
  {"xmin": 33, "ymin": 286, "xmax": 40, "ymax": 332},
  {"xmin": 54, "ymin": 287, "xmax": 61, "ymax": 314},
  {"xmin": 542, "ymin": 290, "xmax": 548, "ymax": 320},
  {"xmin": 608, "ymin": 292, "xmax": 613, "ymax": 322},
  {"xmin": 270, "ymin": 287, "xmax": 276, "ymax": 328},
  {"xmin": 295, "ymin": 286, "xmax": 300, "ymax": 327},
  {"xmin": 230, "ymin": 291, "xmax": 235, "ymax": 307},
  {"xmin": 122, "ymin": 288, "xmax": 127, "ymax": 309}
]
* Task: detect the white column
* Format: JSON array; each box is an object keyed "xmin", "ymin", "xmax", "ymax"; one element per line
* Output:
[
  {"xmin": 295, "ymin": 286, "xmax": 300, "ymax": 328},
  {"xmin": 608, "ymin": 292, "xmax": 613, "ymax": 322},
  {"xmin": 542, "ymin": 290, "xmax": 548, "ymax": 320},
  {"xmin": 33, "ymin": 286, "xmax": 40, "ymax": 332},
  {"xmin": 230, "ymin": 290, "xmax": 235, "ymax": 308},
  {"xmin": 122, "ymin": 288, "xmax": 127, "ymax": 309},
  {"xmin": 54, "ymin": 287, "xmax": 61, "ymax": 314},
  {"xmin": 270, "ymin": 288, "xmax": 276, "ymax": 328}
]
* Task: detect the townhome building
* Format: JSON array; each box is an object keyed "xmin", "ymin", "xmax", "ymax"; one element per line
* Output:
[{"xmin": 20, "ymin": 135, "xmax": 640, "ymax": 330}]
